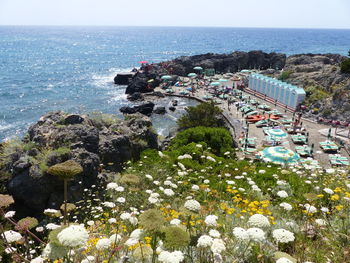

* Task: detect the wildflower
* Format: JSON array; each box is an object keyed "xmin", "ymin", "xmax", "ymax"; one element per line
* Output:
[
  {"xmin": 248, "ymin": 214, "xmax": 270, "ymax": 228},
  {"xmin": 139, "ymin": 209, "xmax": 166, "ymax": 231},
  {"xmin": 133, "ymin": 245, "xmax": 153, "ymax": 261},
  {"xmin": 116, "ymin": 186, "xmax": 125, "ymax": 192},
  {"xmin": 209, "ymin": 229, "xmax": 221, "ymax": 238},
  {"xmin": 158, "ymin": 250, "xmax": 184, "ymax": 263},
  {"xmin": 184, "ymin": 199, "xmax": 201, "ymax": 212},
  {"xmin": 120, "ymin": 212, "xmax": 131, "ymax": 220},
  {"xmin": 233, "ymin": 227, "xmax": 249, "ymax": 241},
  {"xmin": 109, "ymin": 233, "xmax": 122, "ymax": 243},
  {"xmin": 0, "ymin": 194, "xmax": 14, "ymax": 208},
  {"xmin": 30, "ymin": 256, "xmax": 44, "ymax": 263},
  {"xmin": 36, "ymin": 226, "xmax": 44, "ymax": 232},
  {"xmin": 42, "ymin": 242, "xmax": 69, "ymax": 260},
  {"xmin": 206, "ymin": 156, "xmax": 216, "ymax": 162},
  {"xmin": 57, "ymin": 225, "xmax": 89, "ymax": 248},
  {"xmin": 258, "ymin": 169, "xmax": 266, "ymax": 174},
  {"xmin": 102, "ymin": 201, "xmax": 116, "ymax": 208},
  {"xmin": 164, "ymin": 188, "xmax": 175, "ymax": 196},
  {"xmin": 323, "ymin": 188, "xmax": 334, "ymax": 194},
  {"xmin": 197, "ymin": 235, "xmax": 213, "ymax": 247},
  {"xmin": 163, "ymin": 226, "xmax": 190, "ymax": 249},
  {"xmin": 96, "ymin": 238, "xmax": 112, "ymax": 250},
  {"xmin": 4, "ymin": 211, "xmax": 15, "ymax": 218},
  {"xmin": 304, "ymin": 204, "xmax": 317, "ymax": 213},
  {"xmin": 272, "ymin": 229, "xmax": 295, "ymax": 243},
  {"xmin": 106, "ymin": 182, "xmax": 118, "ymax": 190},
  {"xmin": 170, "ymin": 219, "xmax": 181, "ymax": 225},
  {"xmin": 276, "ymin": 258, "xmax": 294, "ymax": 263},
  {"xmin": 205, "ymin": 215, "xmax": 218, "ymax": 226},
  {"xmin": 145, "ymin": 174, "xmax": 153, "ymax": 180},
  {"xmin": 192, "ymin": 185, "xmax": 200, "ymax": 191},
  {"xmin": 116, "ymin": 197, "xmax": 126, "ymax": 203},
  {"xmin": 330, "ymin": 194, "xmax": 340, "ymax": 201},
  {"xmin": 46, "ymin": 223, "xmax": 61, "ymax": 230},
  {"xmin": 211, "ymin": 238, "xmax": 226, "ymax": 254},
  {"xmin": 279, "ymin": 202, "xmax": 293, "ymax": 211},
  {"xmin": 247, "ymin": 228, "xmax": 265, "ymax": 242},
  {"xmin": 277, "ymin": 190, "xmax": 289, "ymax": 198},
  {"xmin": 320, "ymin": 207, "xmax": 329, "ymax": 213},
  {"xmin": 315, "ymin": 219, "xmax": 327, "ymax": 226},
  {"xmin": 178, "ymin": 154, "xmax": 192, "ymax": 160},
  {"xmin": 2, "ymin": 230, "xmax": 22, "ymax": 243},
  {"xmin": 108, "ymin": 218, "xmax": 117, "ymax": 224}
]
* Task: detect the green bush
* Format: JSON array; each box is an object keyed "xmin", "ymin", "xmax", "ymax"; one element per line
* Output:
[
  {"xmin": 89, "ymin": 112, "xmax": 120, "ymax": 129},
  {"xmin": 278, "ymin": 70, "xmax": 293, "ymax": 81},
  {"xmin": 177, "ymin": 102, "xmax": 225, "ymax": 130},
  {"xmin": 340, "ymin": 58, "xmax": 350, "ymax": 74},
  {"xmin": 170, "ymin": 126, "xmax": 233, "ymax": 156},
  {"xmin": 304, "ymin": 86, "xmax": 330, "ymax": 105}
]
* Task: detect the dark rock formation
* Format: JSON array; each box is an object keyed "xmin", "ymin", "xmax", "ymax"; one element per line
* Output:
[
  {"xmin": 120, "ymin": 102, "xmax": 155, "ymax": 116},
  {"xmin": 154, "ymin": 106, "xmax": 166, "ymax": 114},
  {"xmin": 127, "ymin": 92, "xmax": 144, "ymax": 101},
  {"xmin": 3, "ymin": 111, "xmax": 158, "ymax": 218},
  {"xmin": 114, "ymin": 72, "xmax": 135, "ymax": 85}
]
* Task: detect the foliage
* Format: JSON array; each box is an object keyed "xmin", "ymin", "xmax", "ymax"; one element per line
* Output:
[
  {"xmin": 177, "ymin": 102, "xmax": 225, "ymax": 130},
  {"xmin": 340, "ymin": 58, "xmax": 350, "ymax": 74},
  {"xmin": 170, "ymin": 126, "xmax": 233, "ymax": 156},
  {"xmin": 278, "ymin": 70, "xmax": 293, "ymax": 81},
  {"xmin": 88, "ymin": 112, "xmax": 120, "ymax": 129},
  {"xmin": 304, "ymin": 86, "xmax": 330, "ymax": 105},
  {"xmin": 47, "ymin": 160, "xmax": 83, "ymax": 180}
]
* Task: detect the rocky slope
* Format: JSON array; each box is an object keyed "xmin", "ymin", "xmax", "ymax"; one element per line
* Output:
[
  {"xmin": 0, "ymin": 112, "xmax": 158, "ymax": 218},
  {"xmin": 268, "ymin": 53, "xmax": 350, "ymax": 120}
]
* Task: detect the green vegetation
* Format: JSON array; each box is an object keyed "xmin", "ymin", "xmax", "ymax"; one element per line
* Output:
[
  {"xmin": 88, "ymin": 112, "xmax": 121, "ymax": 129},
  {"xmin": 278, "ymin": 70, "xmax": 293, "ymax": 81},
  {"xmin": 177, "ymin": 102, "xmax": 225, "ymax": 130},
  {"xmin": 170, "ymin": 126, "xmax": 233, "ymax": 156},
  {"xmin": 304, "ymin": 86, "xmax": 330, "ymax": 105},
  {"xmin": 340, "ymin": 58, "xmax": 350, "ymax": 74}
]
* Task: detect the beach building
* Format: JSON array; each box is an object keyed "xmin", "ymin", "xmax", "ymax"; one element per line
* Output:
[{"xmin": 248, "ymin": 73, "xmax": 306, "ymax": 109}]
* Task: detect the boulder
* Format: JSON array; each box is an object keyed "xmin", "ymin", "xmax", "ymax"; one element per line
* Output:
[
  {"xmin": 114, "ymin": 72, "xmax": 135, "ymax": 85},
  {"xmin": 154, "ymin": 106, "xmax": 166, "ymax": 114},
  {"xmin": 120, "ymin": 102, "xmax": 155, "ymax": 116},
  {"xmin": 127, "ymin": 92, "xmax": 144, "ymax": 101}
]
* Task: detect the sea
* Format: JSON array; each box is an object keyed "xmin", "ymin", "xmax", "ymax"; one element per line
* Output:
[{"xmin": 1, "ymin": 26, "xmax": 350, "ymax": 141}]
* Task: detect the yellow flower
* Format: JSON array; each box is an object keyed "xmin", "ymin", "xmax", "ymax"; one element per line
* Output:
[
  {"xmin": 334, "ymin": 187, "xmax": 343, "ymax": 193},
  {"xmin": 317, "ymin": 194, "xmax": 324, "ymax": 198},
  {"xmin": 330, "ymin": 194, "xmax": 340, "ymax": 201},
  {"xmin": 335, "ymin": 205, "xmax": 343, "ymax": 211}
]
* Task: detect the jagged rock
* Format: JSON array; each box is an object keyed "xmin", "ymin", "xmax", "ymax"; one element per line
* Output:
[
  {"xmin": 169, "ymin": 106, "xmax": 176, "ymax": 112},
  {"xmin": 120, "ymin": 102, "xmax": 155, "ymax": 116},
  {"xmin": 4, "ymin": 111, "xmax": 158, "ymax": 218},
  {"xmin": 154, "ymin": 106, "xmax": 166, "ymax": 114},
  {"xmin": 64, "ymin": 114, "xmax": 85, "ymax": 125},
  {"xmin": 114, "ymin": 72, "xmax": 135, "ymax": 85},
  {"xmin": 127, "ymin": 92, "xmax": 144, "ymax": 101}
]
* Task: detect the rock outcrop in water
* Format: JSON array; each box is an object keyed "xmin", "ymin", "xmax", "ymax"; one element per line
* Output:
[{"xmin": 1, "ymin": 112, "xmax": 158, "ymax": 218}]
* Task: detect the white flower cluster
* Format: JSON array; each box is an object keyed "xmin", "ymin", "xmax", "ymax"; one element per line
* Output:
[
  {"xmin": 248, "ymin": 214, "xmax": 270, "ymax": 228},
  {"xmin": 277, "ymin": 190, "xmax": 289, "ymax": 198},
  {"xmin": 96, "ymin": 238, "xmax": 112, "ymax": 250},
  {"xmin": 204, "ymin": 215, "xmax": 218, "ymax": 226},
  {"xmin": 178, "ymin": 154, "xmax": 192, "ymax": 160},
  {"xmin": 276, "ymin": 258, "xmax": 294, "ymax": 263},
  {"xmin": 2, "ymin": 230, "xmax": 22, "ymax": 243},
  {"xmin": 232, "ymin": 227, "xmax": 249, "ymax": 241},
  {"xmin": 57, "ymin": 225, "xmax": 89, "ymax": 248},
  {"xmin": 272, "ymin": 229, "xmax": 295, "ymax": 243},
  {"xmin": 197, "ymin": 235, "xmax": 213, "ymax": 247},
  {"xmin": 279, "ymin": 202, "xmax": 293, "ymax": 211},
  {"xmin": 184, "ymin": 199, "xmax": 201, "ymax": 212},
  {"xmin": 158, "ymin": 250, "xmax": 184, "ymax": 263}
]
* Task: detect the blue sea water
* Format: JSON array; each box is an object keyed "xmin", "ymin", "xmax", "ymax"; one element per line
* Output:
[{"xmin": 0, "ymin": 26, "xmax": 350, "ymax": 141}]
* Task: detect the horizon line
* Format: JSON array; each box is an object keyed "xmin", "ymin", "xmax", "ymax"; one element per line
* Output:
[{"xmin": 1, "ymin": 24, "xmax": 350, "ymax": 30}]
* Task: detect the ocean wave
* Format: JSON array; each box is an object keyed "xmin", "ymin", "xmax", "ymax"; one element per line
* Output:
[{"xmin": 91, "ymin": 67, "xmax": 133, "ymax": 88}]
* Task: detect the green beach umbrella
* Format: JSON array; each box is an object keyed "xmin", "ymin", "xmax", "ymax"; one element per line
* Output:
[
  {"xmin": 260, "ymin": 146, "xmax": 300, "ymax": 165},
  {"xmin": 218, "ymin": 78, "xmax": 228, "ymax": 82},
  {"xmin": 187, "ymin": 73, "xmax": 197, "ymax": 78},
  {"xmin": 265, "ymin": 128, "xmax": 288, "ymax": 138},
  {"xmin": 193, "ymin": 66, "xmax": 203, "ymax": 71},
  {"xmin": 161, "ymin": 75, "xmax": 172, "ymax": 81},
  {"xmin": 147, "ymin": 79, "xmax": 154, "ymax": 83},
  {"xmin": 210, "ymin": 82, "xmax": 220, "ymax": 87}
]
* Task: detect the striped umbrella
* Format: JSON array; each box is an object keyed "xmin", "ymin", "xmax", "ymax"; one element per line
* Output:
[
  {"xmin": 260, "ymin": 146, "xmax": 300, "ymax": 165},
  {"xmin": 265, "ymin": 128, "xmax": 287, "ymax": 138}
]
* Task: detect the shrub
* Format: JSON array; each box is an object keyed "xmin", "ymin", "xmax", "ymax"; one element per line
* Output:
[
  {"xmin": 340, "ymin": 58, "xmax": 350, "ymax": 74},
  {"xmin": 278, "ymin": 70, "xmax": 293, "ymax": 81},
  {"xmin": 170, "ymin": 126, "xmax": 233, "ymax": 156},
  {"xmin": 89, "ymin": 112, "xmax": 120, "ymax": 129},
  {"xmin": 177, "ymin": 102, "xmax": 225, "ymax": 130}
]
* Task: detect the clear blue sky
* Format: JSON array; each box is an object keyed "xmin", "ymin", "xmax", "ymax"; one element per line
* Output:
[{"xmin": 0, "ymin": 0, "xmax": 350, "ymax": 28}]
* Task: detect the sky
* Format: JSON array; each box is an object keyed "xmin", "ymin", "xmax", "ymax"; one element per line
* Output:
[{"xmin": 0, "ymin": 0, "xmax": 350, "ymax": 29}]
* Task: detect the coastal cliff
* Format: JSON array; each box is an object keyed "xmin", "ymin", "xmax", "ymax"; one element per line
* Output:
[{"xmin": 0, "ymin": 112, "xmax": 158, "ymax": 217}]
